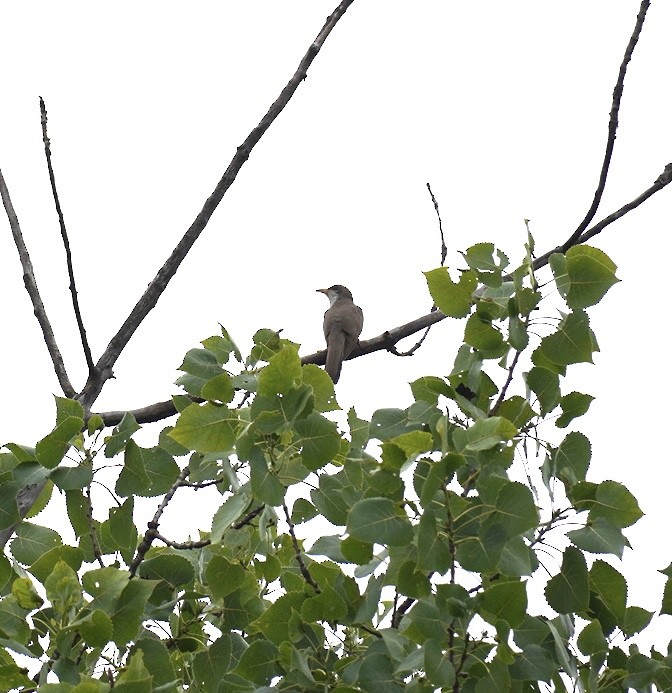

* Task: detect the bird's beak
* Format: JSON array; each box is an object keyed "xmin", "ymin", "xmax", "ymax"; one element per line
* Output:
[{"xmin": 316, "ymin": 288, "xmax": 327, "ymax": 294}]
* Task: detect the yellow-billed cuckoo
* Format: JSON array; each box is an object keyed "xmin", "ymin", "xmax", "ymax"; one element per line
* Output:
[{"xmin": 316, "ymin": 285, "xmax": 363, "ymax": 383}]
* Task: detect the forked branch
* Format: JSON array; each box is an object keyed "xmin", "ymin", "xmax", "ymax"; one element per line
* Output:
[{"xmin": 564, "ymin": 0, "xmax": 651, "ymax": 249}]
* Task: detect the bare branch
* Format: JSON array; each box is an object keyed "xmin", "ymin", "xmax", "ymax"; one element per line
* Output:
[
  {"xmin": 77, "ymin": 0, "xmax": 357, "ymax": 412},
  {"xmin": 0, "ymin": 168, "xmax": 76, "ymax": 398},
  {"xmin": 564, "ymin": 0, "xmax": 651, "ymax": 249},
  {"xmin": 40, "ymin": 97, "xmax": 95, "ymax": 375}
]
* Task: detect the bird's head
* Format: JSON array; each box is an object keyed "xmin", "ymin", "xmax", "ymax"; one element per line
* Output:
[{"xmin": 316, "ymin": 284, "xmax": 353, "ymax": 305}]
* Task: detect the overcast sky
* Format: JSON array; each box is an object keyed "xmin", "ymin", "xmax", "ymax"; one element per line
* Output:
[{"xmin": 2, "ymin": 1, "xmax": 672, "ymax": 651}]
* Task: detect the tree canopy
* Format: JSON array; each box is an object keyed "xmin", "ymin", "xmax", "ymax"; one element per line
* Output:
[{"xmin": 2, "ymin": 1, "xmax": 672, "ymax": 691}]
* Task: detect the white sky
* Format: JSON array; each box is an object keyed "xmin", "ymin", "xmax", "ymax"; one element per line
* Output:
[{"xmin": 2, "ymin": 1, "xmax": 672, "ymax": 651}]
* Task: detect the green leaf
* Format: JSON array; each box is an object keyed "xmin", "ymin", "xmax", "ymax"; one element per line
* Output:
[
  {"xmin": 294, "ymin": 412, "xmax": 341, "ymax": 471},
  {"xmin": 11, "ymin": 522, "xmax": 61, "ymax": 565},
  {"xmin": 589, "ymin": 480, "xmax": 643, "ymax": 528},
  {"xmin": 424, "ymin": 267, "xmax": 477, "ymax": 318},
  {"xmin": 302, "ymin": 363, "xmax": 339, "ymax": 412},
  {"xmin": 424, "ymin": 638, "xmax": 455, "ymax": 687},
  {"xmin": 397, "ymin": 560, "xmax": 431, "ymax": 598},
  {"xmin": 577, "ymin": 619, "xmax": 607, "ymax": 655},
  {"xmin": 341, "ymin": 536, "xmax": 373, "ymax": 565},
  {"xmin": 201, "ymin": 372, "xmax": 235, "ymax": 403},
  {"xmin": 0, "ymin": 481, "xmax": 21, "ymax": 530},
  {"xmin": 370, "ymin": 408, "xmax": 419, "ymax": 441},
  {"xmin": 508, "ymin": 314, "xmax": 529, "ymax": 350},
  {"xmin": 565, "ymin": 245, "xmax": 619, "ymax": 309},
  {"xmin": 258, "ymin": 344, "xmax": 302, "ymax": 396},
  {"xmin": 205, "ymin": 555, "xmax": 248, "ymax": 599},
  {"xmin": 139, "ymin": 554, "xmax": 194, "ymax": 588},
  {"xmin": 36, "ymin": 415, "xmax": 83, "ymax": 469},
  {"xmin": 347, "ymin": 498, "xmax": 413, "ymax": 546},
  {"xmin": 112, "ymin": 579, "xmax": 158, "ymax": 646},
  {"xmin": 661, "ymin": 577, "xmax": 672, "ymax": 616},
  {"xmin": 87, "ymin": 413, "xmax": 104, "ymax": 435},
  {"xmin": 203, "ymin": 328, "xmax": 242, "ymax": 364},
  {"xmin": 76, "ymin": 609, "xmax": 114, "ymax": 648},
  {"xmin": 464, "ymin": 313, "xmax": 505, "ymax": 356},
  {"xmin": 253, "ymin": 591, "xmax": 305, "ymax": 645},
  {"xmin": 249, "ymin": 457, "xmax": 285, "ymax": 506},
  {"xmin": 410, "ymin": 376, "xmax": 451, "ymax": 405},
  {"xmin": 622, "ymin": 606, "xmax": 654, "ymax": 637},
  {"xmin": 0, "ymin": 664, "xmax": 33, "ymax": 691},
  {"xmin": 460, "ymin": 416, "xmax": 517, "ymax": 452},
  {"xmin": 625, "ymin": 652, "xmax": 661, "ymax": 690},
  {"xmin": 493, "ymin": 481, "xmax": 539, "ymax": 536},
  {"xmin": 553, "ymin": 431, "xmax": 591, "ymax": 485},
  {"xmin": 116, "ymin": 441, "xmax": 179, "ymax": 497},
  {"xmin": 556, "ymin": 392, "xmax": 594, "ymax": 428},
  {"xmin": 116, "ymin": 649, "xmax": 151, "ymax": 687},
  {"xmin": 108, "ymin": 498, "xmax": 137, "ymax": 556},
  {"xmin": 30, "ymin": 545, "xmax": 83, "ymax": 585},
  {"xmin": 45, "ymin": 560, "xmax": 82, "ymax": 620},
  {"xmin": 567, "ymin": 517, "xmax": 629, "ymax": 558},
  {"xmin": 232, "ymin": 639, "xmax": 280, "ymax": 685},
  {"xmin": 389, "ymin": 431, "xmax": 433, "ymax": 460},
  {"xmin": 104, "ymin": 412, "xmax": 141, "ymax": 458},
  {"xmin": 589, "ymin": 560, "xmax": 627, "ymax": 624},
  {"xmin": 509, "ymin": 644, "xmax": 555, "ymax": 682},
  {"xmin": 50, "ymin": 464, "xmax": 93, "ymax": 490},
  {"xmin": 211, "ymin": 490, "xmax": 252, "ymax": 542},
  {"xmin": 192, "ymin": 635, "xmax": 233, "ymax": 689},
  {"xmin": 496, "ymin": 396, "xmax": 535, "ymax": 428},
  {"xmin": 545, "ymin": 546, "xmax": 589, "ymax": 614},
  {"xmin": 417, "ymin": 509, "xmax": 452, "ymax": 573},
  {"xmin": 169, "ymin": 402, "xmax": 238, "ymax": 453},
  {"xmin": 525, "ymin": 366, "xmax": 561, "ymax": 416},
  {"xmin": 479, "ymin": 580, "xmax": 527, "ymax": 628},
  {"xmin": 12, "ymin": 577, "xmax": 43, "ymax": 609},
  {"xmin": 539, "ymin": 310, "xmax": 597, "ymax": 366},
  {"xmin": 302, "ymin": 583, "xmax": 348, "ymax": 621},
  {"xmin": 176, "ymin": 347, "xmax": 223, "ymax": 397},
  {"xmin": 133, "ymin": 637, "xmax": 176, "ymax": 686}
]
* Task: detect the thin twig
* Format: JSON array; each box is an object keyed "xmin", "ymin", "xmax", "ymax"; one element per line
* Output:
[
  {"xmin": 489, "ymin": 350, "xmax": 522, "ymax": 416},
  {"xmin": 40, "ymin": 97, "xmax": 95, "ymax": 375},
  {"xmin": 0, "ymin": 168, "xmax": 76, "ymax": 397},
  {"xmin": 564, "ymin": 0, "xmax": 651, "ymax": 249},
  {"xmin": 427, "ymin": 182, "xmax": 447, "ymax": 266},
  {"xmin": 76, "ymin": 0, "xmax": 357, "ymax": 412},
  {"xmin": 282, "ymin": 502, "xmax": 319, "ymax": 593},
  {"xmin": 233, "ymin": 504, "xmax": 265, "ymax": 530},
  {"xmin": 129, "ymin": 467, "xmax": 190, "ymax": 577},
  {"xmin": 154, "ymin": 533, "xmax": 211, "ymax": 550}
]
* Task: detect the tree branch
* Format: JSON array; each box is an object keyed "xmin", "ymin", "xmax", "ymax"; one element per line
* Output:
[
  {"xmin": 0, "ymin": 168, "xmax": 76, "ymax": 398},
  {"xmin": 40, "ymin": 97, "xmax": 95, "ymax": 375},
  {"xmin": 129, "ymin": 466, "xmax": 190, "ymax": 577},
  {"xmin": 76, "ymin": 0, "xmax": 357, "ymax": 412},
  {"xmin": 564, "ymin": 0, "xmax": 651, "ymax": 249},
  {"xmin": 93, "ymin": 163, "xmax": 672, "ymax": 428}
]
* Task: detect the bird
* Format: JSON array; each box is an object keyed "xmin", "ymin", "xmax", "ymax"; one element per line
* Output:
[{"xmin": 316, "ymin": 285, "xmax": 364, "ymax": 384}]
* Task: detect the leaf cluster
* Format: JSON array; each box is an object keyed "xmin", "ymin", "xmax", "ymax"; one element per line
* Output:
[{"xmin": 1, "ymin": 243, "xmax": 670, "ymax": 692}]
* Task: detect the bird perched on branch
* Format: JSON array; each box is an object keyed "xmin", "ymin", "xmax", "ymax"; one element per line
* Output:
[{"xmin": 316, "ymin": 285, "xmax": 363, "ymax": 384}]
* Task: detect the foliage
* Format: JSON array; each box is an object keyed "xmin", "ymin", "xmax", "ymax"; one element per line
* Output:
[{"xmin": 1, "ymin": 240, "xmax": 670, "ymax": 692}]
